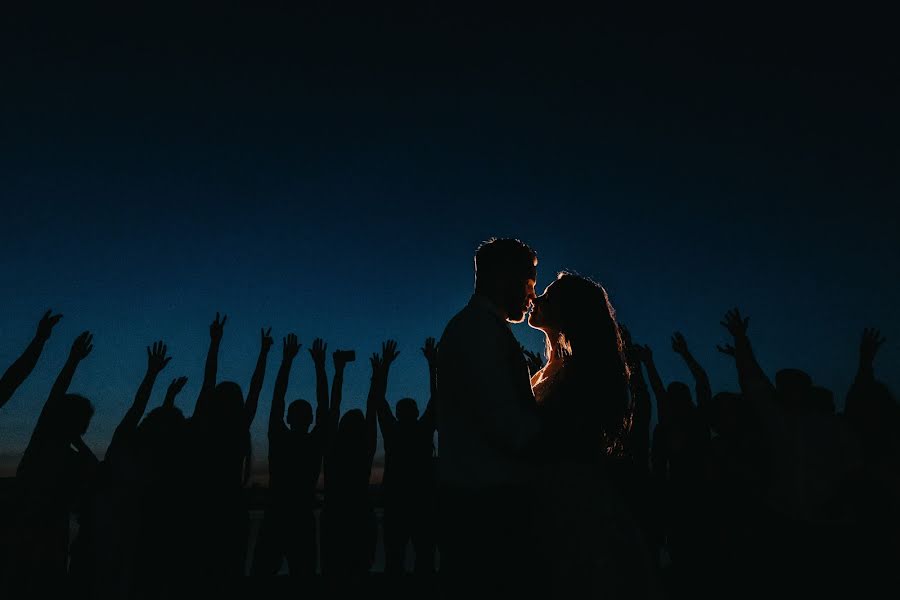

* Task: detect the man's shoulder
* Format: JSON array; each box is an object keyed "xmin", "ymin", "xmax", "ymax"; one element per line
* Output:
[{"xmin": 441, "ymin": 300, "xmax": 504, "ymax": 343}]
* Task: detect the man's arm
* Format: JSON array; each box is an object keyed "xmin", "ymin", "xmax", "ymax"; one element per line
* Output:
[
  {"xmin": 0, "ymin": 310, "xmax": 62, "ymax": 410},
  {"xmin": 162, "ymin": 376, "xmax": 188, "ymax": 409},
  {"xmin": 109, "ymin": 341, "xmax": 171, "ymax": 453},
  {"xmin": 270, "ymin": 334, "xmax": 299, "ymax": 436},
  {"xmin": 368, "ymin": 340, "xmax": 399, "ymax": 458},
  {"xmin": 719, "ymin": 309, "xmax": 776, "ymax": 405},
  {"xmin": 308, "ymin": 338, "xmax": 329, "ymax": 429},
  {"xmin": 845, "ymin": 328, "xmax": 885, "ymax": 420},
  {"xmin": 419, "ymin": 337, "xmax": 438, "ymax": 434},
  {"xmin": 34, "ymin": 331, "xmax": 93, "ymax": 437},
  {"xmin": 621, "ymin": 325, "xmax": 650, "ymax": 469},
  {"xmin": 323, "ymin": 350, "xmax": 350, "ymax": 483},
  {"xmin": 245, "ymin": 327, "xmax": 274, "ymax": 427},
  {"xmin": 672, "ymin": 332, "xmax": 712, "ymax": 408},
  {"xmin": 194, "ymin": 312, "xmax": 226, "ymax": 418},
  {"xmin": 634, "ymin": 344, "xmax": 667, "ymax": 425}
]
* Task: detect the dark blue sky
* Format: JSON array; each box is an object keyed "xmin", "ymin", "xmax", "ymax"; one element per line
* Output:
[{"xmin": 1, "ymin": 5, "xmax": 897, "ymax": 474}]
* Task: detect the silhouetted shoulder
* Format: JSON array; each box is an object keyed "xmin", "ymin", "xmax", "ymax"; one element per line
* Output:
[{"xmin": 440, "ymin": 298, "xmax": 506, "ymax": 353}]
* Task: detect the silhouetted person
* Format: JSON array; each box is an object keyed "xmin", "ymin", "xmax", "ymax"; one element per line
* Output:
[
  {"xmin": 717, "ymin": 308, "xmax": 861, "ymax": 595},
  {"xmin": 130, "ymin": 374, "xmax": 190, "ymax": 597},
  {"xmin": 251, "ymin": 334, "xmax": 328, "ymax": 576},
  {"xmin": 321, "ymin": 342, "xmax": 388, "ymax": 580},
  {"xmin": 436, "ymin": 238, "xmax": 542, "ymax": 595},
  {"xmin": 68, "ymin": 341, "xmax": 173, "ymax": 598},
  {"xmin": 527, "ymin": 272, "xmax": 660, "ymax": 597},
  {"xmin": 13, "ymin": 330, "xmax": 97, "ymax": 580},
  {"xmin": 376, "ymin": 338, "xmax": 438, "ymax": 575},
  {"xmin": 839, "ymin": 328, "xmax": 899, "ymax": 591},
  {"xmin": 188, "ymin": 314, "xmax": 271, "ymax": 579},
  {"xmin": 0, "ymin": 310, "xmax": 62, "ymax": 411}
]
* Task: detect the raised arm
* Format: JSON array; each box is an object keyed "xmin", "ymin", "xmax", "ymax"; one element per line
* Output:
[
  {"xmin": 270, "ymin": 334, "xmax": 299, "ymax": 436},
  {"xmin": 621, "ymin": 325, "xmax": 651, "ymax": 468},
  {"xmin": 0, "ymin": 310, "xmax": 62, "ymax": 410},
  {"xmin": 634, "ymin": 344, "xmax": 667, "ymax": 424},
  {"xmin": 35, "ymin": 331, "xmax": 93, "ymax": 436},
  {"xmin": 327, "ymin": 350, "xmax": 350, "ymax": 452},
  {"xmin": 419, "ymin": 337, "xmax": 439, "ymax": 434},
  {"xmin": 163, "ymin": 376, "xmax": 188, "ymax": 409},
  {"xmin": 308, "ymin": 338, "xmax": 329, "ymax": 427},
  {"xmin": 194, "ymin": 312, "xmax": 226, "ymax": 418},
  {"xmin": 245, "ymin": 327, "xmax": 274, "ymax": 427},
  {"xmin": 846, "ymin": 328, "xmax": 885, "ymax": 419},
  {"xmin": 110, "ymin": 341, "xmax": 171, "ymax": 452},
  {"xmin": 369, "ymin": 340, "xmax": 399, "ymax": 457},
  {"xmin": 672, "ymin": 332, "xmax": 712, "ymax": 407},
  {"xmin": 519, "ymin": 343, "xmax": 544, "ymax": 379},
  {"xmin": 719, "ymin": 309, "xmax": 775, "ymax": 403}
]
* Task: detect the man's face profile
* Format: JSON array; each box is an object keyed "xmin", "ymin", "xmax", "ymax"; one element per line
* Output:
[{"xmin": 505, "ymin": 274, "xmax": 537, "ymax": 323}]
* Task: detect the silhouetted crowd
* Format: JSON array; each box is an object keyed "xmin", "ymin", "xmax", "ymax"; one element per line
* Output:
[{"xmin": 0, "ymin": 308, "xmax": 897, "ymax": 598}]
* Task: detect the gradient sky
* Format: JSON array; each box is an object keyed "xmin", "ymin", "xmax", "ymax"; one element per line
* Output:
[{"xmin": 1, "ymin": 5, "xmax": 897, "ymax": 476}]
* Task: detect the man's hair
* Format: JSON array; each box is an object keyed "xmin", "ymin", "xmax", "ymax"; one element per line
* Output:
[{"xmin": 474, "ymin": 238, "xmax": 537, "ymax": 289}]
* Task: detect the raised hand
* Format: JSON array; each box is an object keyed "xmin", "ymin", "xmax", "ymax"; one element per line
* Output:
[
  {"xmin": 164, "ymin": 376, "xmax": 188, "ymax": 407},
  {"xmin": 36, "ymin": 310, "xmax": 63, "ymax": 340},
  {"xmin": 70, "ymin": 331, "xmax": 94, "ymax": 361},
  {"xmin": 284, "ymin": 333, "xmax": 301, "ymax": 361},
  {"xmin": 860, "ymin": 328, "xmax": 886, "ymax": 365},
  {"xmin": 210, "ymin": 312, "xmax": 227, "ymax": 342},
  {"xmin": 716, "ymin": 343, "xmax": 736, "ymax": 358},
  {"xmin": 334, "ymin": 349, "xmax": 353, "ymax": 369},
  {"xmin": 720, "ymin": 308, "xmax": 749, "ymax": 339},
  {"xmin": 632, "ymin": 344, "xmax": 653, "ymax": 364},
  {"xmin": 519, "ymin": 344, "xmax": 544, "ymax": 374},
  {"xmin": 421, "ymin": 337, "xmax": 438, "ymax": 365},
  {"xmin": 146, "ymin": 340, "xmax": 172, "ymax": 374},
  {"xmin": 260, "ymin": 327, "xmax": 274, "ymax": 352},
  {"xmin": 370, "ymin": 352, "xmax": 384, "ymax": 374},
  {"xmin": 381, "ymin": 340, "xmax": 400, "ymax": 368},
  {"xmin": 671, "ymin": 332, "xmax": 689, "ymax": 356},
  {"xmin": 308, "ymin": 338, "xmax": 327, "ymax": 365}
]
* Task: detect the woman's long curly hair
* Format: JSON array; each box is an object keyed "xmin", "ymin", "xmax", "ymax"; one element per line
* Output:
[{"xmin": 546, "ymin": 272, "xmax": 632, "ymax": 456}]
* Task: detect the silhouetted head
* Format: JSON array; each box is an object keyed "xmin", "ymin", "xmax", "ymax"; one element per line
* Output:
[
  {"xmin": 54, "ymin": 393, "xmax": 94, "ymax": 438},
  {"xmin": 209, "ymin": 381, "xmax": 245, "ymax": 425},
  {"xmin": 667, "ymin": 381, "xmax": 694, "ymax": 420},
  {"xmin": 287, "ymin": 399, "xmax": 313, "ymax": 432},
  {"xmin": 474, "ymin": 237, "xmax": 538, "ymax": 323},
  {"xmin": 810, "ymin": 386, "xmax": 835, "ymax": 414},
  {"xmin": 775, "ymin": 369, "xmax": 813, "ymax": 411},
  {"xmin": 703, "ymin": 392, "xmax": 742, "ymax": 435},
  {"xmin": 529, "ymin": 272, "xmax": 624, "ymax": 358},
  {"xmin": 336, "ymin": 409, "xmax": 367, "ymax": 457},
  {"xmin": 137, "ymin": 405, "xmax": 187, "ymax": 474},
  {"xmin": 396, "ymin": 398, "xmax": 420, "ymax": 424}
]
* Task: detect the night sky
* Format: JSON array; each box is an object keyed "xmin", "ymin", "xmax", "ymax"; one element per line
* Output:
[{"xmin": 1, "ymin": 5, "xmax": 897, "ymax": 477}]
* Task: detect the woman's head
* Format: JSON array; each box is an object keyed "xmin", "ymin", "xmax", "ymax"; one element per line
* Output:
[
  {"xmin": 529, "ymin": 272, "xmax": 625, "ymax": 361},
  {"xmin": 287, "ymin": 399, "xmax": 313, "ymax": 432},
  {"xmin": 530, "ymin": 272, "xmax": 631, "ymax": 454},
  {"xmin": 54, "ymin": 393, "xmax": 94, "ymax": 439}
]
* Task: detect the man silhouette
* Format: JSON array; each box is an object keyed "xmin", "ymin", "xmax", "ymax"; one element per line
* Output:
[{"xmin": 436, "ymin": 237, "xmax": 543, "ymax": 594}]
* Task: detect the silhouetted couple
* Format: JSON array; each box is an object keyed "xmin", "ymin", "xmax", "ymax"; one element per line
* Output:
[{"xmin": 437, "ymin": 238, "xmax": 658, "ymax": 597}]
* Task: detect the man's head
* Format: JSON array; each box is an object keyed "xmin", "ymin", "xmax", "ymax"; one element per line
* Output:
[
  {"xmin": 60, "ymin": 393, "xmax": 94, "ymax": 438},
  {"xmin": 396, "ymin": 398, "xmax": 420, "ymax": 424},
  {"xmin": 287, "ymin": 399, "xmax": 313, "ymax": 432},
  {"xmin": 474, "ymin": 237, "xmax": 538, "ymax": 323}
]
